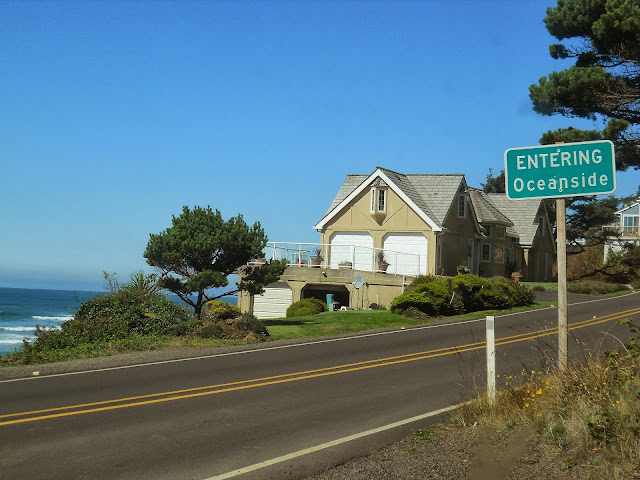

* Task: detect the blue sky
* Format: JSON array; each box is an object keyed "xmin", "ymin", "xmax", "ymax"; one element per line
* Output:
[{"xmin": 1, "ymin": 0, "xmax": 637, "ymax": 291}]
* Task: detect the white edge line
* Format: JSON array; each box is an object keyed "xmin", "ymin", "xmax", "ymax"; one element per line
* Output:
[
  {"xmin": 205, "ymin": 401, "xmax": 469, "ymax": 480},
  {"xmin": 2, "ymin": 290, "xmax": 637, "ymax": 383}
]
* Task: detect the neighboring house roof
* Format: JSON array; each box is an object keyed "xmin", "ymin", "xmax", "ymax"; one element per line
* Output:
[
  {"xmin": 467, "ymin": 188, "xmax": 513, "ymax": 227},
  {"xmin": 483, "ymin": 193, "xmax": 544, "ymax": 247},
  {"xmin": 615, "ymin": 198, "xmax": 640, "ymax": 215}
]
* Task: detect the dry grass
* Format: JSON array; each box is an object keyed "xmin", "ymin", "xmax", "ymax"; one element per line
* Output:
[{"xmin": 454, "ymin": 321, "xmax": 640, "ymax": 480}]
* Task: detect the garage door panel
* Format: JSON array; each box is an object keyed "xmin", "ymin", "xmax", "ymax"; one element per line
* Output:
[
  {"xmin": 383, "ymin": 233, "xmax": 427, "ymax": 275},
  {"xmin": 330, "ymin": 233, "xmax": 373, "ymax": 271},
  {"xmin": 253, "ymin": 283, "xmax": 291, "ymax": 319}
]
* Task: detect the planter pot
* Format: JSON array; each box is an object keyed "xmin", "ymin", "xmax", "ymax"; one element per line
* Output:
[
  {"xmin": 378, "ymin": 263, "xmax": 389, "ymax": 273},
  {"xmin": 311, "ymin": 258, "xmax": 322, "ymax": 268},
  {"xmin": 257, "ymin": 258, "xmax": 266, "ymax": 265},
  {"xmin": 512, "ymin": 275, "xmax": 522, "ymax": 283}
]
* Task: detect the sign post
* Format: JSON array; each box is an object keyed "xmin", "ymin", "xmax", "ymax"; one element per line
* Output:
[{"xmin": 505, "ymin": 140, "xmax": 615, "ymax": 369}]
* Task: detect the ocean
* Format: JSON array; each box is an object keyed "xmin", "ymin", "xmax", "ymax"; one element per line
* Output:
[{"xmin": 0, "ymin": 287, "xmax": 237, "ymax": 357}]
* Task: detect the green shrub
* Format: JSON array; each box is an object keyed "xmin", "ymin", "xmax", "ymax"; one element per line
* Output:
[
  {"xmin": 390, "ymin": 274, "xmax": 534, "ymax": 317},
  {"xmin": 567, "ymin": 281, "xmax": 631, "ymax": 295},
  {"xmin": 405, "ymin": 275, "xmax": 438, "ymax": 292},
  {"xmin": 203, "ymin": 300, "xmax": 240, "ymax": 320},
  {"xmin": 390, "ymin": 279, "xmax": 464, "ymax": 317},
  {"xmin": 198, "ymin": 324, "xmax": 225, "ymax": 338},
  {"xmin": 286, "ymin": 298, "xmax": 328, "ymax": 317},
  {"xmin": 23, "ymin": 291, "xmax": 191, "ymax": 355},
  {"xmin": 232, "ymin": 313, "xmax": 268, "ymax": 336}
]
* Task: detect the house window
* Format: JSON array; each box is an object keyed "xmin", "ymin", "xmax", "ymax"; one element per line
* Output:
[
  {"xmin": 538, "ymin": 216, "xmax": 545, "ymax": 236},
  {"xmin": 496, "ymin": 226, "xmax": 505, "ymax": 240},
  {"xmin": 484, "ymin": 225, "xmax": 491, "ymax": 238},
  {"xmin": 378, "ymin": 188, "xmax": 386, "ymax": 213},
  {"xmin": 458, "ymin": 195, "xmax": 466, "ymax": 218},
  {"xmin": 494, "ymin": 244, "xmax": 504, "ymax": 264},
  {"xmin": 623, "ymin": 215, "xmax": 639, "ymax": 236},
  {"xmin": 370, "ymin": 187, "xmax": 387, "ymax": 214},
  {"xmin": 481, "ymin": 243, "xmax": 491, "ymax": 262},
  {"xmin": 505, "ymin": 246, "xmax": 512, "ymax": 262}
]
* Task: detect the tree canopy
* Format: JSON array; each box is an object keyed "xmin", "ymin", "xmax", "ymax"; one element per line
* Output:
[
  {"xmin": 144, "ymin": 206, "xmax": 287, "ymax": 319},
  {"xmin": 529, "ymin": 0, "xmax": 640, "ymax": 171}
]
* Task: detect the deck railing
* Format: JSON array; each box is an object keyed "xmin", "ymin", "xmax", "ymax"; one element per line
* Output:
[
  {"xmin": 603, "ymin": 224, "xmax": 640, "ymax": 237},
  {"xmin": 249, "ymin": 242, "xmax": 423, "ymax": 277}
]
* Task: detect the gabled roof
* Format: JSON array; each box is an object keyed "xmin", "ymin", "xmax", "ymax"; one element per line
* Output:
[
  {"xmin": 467, "ymin": 188, "xmax": 513, "ymax": 226},
  {"xmin": 615, "ymin": 197, "xmax": 640, "ymax": 215},
  {"xmin": 315, "ymin": 167, "xmax": 552, "ymax": 250},
  {"xmin": 483, "ymin": 193, "xmax": 545, "ymax": 247},
  {"xmin": 315, "ymin": 167, "xmax": 466, "ymax": 231}
]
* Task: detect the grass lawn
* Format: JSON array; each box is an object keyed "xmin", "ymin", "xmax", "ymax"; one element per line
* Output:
[
  {"xmin": 523, "ymin": 281, "xmax": 557, "ymax": 291},
  {"xmin": 264, "ymin": 302, "xmax": 553, "ymax": 340}
]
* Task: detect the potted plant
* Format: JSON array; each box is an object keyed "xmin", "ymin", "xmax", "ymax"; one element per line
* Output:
[
  {"xmin": 376, "ymin": 250, "xmax": 390, "ymax": 273},
  {"xmin": 457, "ymin": 265, "xmax": 470, "ymax": 275},
  {"xmin": 511, "ymin": 271, "xmax": 523, "ymax": 283},
  {"xmin": 311, "ymin": 247, "xmax": 324, "ymax": 268},
  {"xmin": 256, "ymin": 253, "xmax": 267, "ymax": 265}
]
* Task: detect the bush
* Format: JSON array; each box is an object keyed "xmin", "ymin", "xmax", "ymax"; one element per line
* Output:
[
  {"xmin": 203, "ymin": 300, "xmax": 240, "ymax": 320},
  {"xmin": 198, "ymin": 324, "xmax": 225, "ymax": 338},
  {"xmin": 405, "ymin": 275, "xmax": 438, "ymax": 292},
  {"xmin": 286, "ymin": 298, "xmax": 328, "ymax": 317},
  {"xmin": 567, "ymin": 280, "xmax": 631, "ymax": 295},
  {"xmin": 231, "ymin": 313, "xmax": 268, "ymax": 336},
  {"xmin": 24, "ymin": 290, "xmax": 191, "ymax": 355},
  {"xmin": 390, "ymin": 274, "xmax": 535, "ymax": 317}
]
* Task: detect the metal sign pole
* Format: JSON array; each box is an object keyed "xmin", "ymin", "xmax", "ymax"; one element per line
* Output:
[{"xmin": 556, "ymin": 198, "xmax": 568, "ymax": 369}]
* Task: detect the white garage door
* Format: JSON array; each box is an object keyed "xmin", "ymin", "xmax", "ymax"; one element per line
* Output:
[
  {"xmin": 253, "ymin": 283, "xmax": 292, "ymax": 319},
  {"xmin": 383, "ymin": 233, "xmax": 428, "ymax": 275},
  {"xmin": 330, "ymin": 232, "xmax": 374, "ymax": 271}
]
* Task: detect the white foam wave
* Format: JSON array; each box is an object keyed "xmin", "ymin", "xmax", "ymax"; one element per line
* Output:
[
  {"xmin": 32, "ymin": 315, "xmax": 73, "ymax": 322},
  {"xmin": 0, "ymin": 339, "xmax": 27, "ymax": 345},
  {"xmin": 0, "ymin": 327, "xmax": 35, "ymax": 332}
]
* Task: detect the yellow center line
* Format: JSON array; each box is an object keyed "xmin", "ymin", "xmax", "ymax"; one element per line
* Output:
[{"xmin": 1, "ymin": 307, "xmax": 638, "ymax": 427}]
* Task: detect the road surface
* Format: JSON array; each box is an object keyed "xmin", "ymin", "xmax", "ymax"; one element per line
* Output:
[{"xmin": 1, "ymin": 291, "xmax": 638, "ymax": 479}]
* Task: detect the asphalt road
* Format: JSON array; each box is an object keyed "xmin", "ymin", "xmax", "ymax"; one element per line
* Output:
[{"xmin": 1, "ymin": 291, "xmax": 638, "ymax": 480}]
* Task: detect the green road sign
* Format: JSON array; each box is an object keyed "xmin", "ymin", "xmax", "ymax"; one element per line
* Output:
[{"xmin": 504, "ymin": 140, "xmax": 616, "ymax": 200}]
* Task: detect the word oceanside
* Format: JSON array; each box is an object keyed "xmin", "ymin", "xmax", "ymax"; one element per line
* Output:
[{"xmin": 504, "ymin": 140, "xmax": 616, "ymax": 200}]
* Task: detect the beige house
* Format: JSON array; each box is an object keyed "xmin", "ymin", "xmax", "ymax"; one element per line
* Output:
[{"xmin": 239, "ymin": 167, "xmax": 555, "ymax": 318}]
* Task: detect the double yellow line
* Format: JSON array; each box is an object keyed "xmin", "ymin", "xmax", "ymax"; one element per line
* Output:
[{"xmin": 2, "ymin": 307, "xmax": 639, "ymax": 427}]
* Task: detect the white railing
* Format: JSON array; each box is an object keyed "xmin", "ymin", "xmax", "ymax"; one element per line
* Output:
[{"xmin": 250, "ymin": 242, "xmax": 423, "ymax": 276}]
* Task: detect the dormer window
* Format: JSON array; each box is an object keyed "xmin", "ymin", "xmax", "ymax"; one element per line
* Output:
[
  {"xmin": 458, "ymin": 195, "xmax": 467, "ymax": 218},
  {"xmin": 370, "ymin": 186, "xmax": 387, "ymax": 214}
]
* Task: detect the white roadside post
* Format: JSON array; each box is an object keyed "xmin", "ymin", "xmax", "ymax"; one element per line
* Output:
[{"xmin": 486, "ymin": 315, "xmax": 496, "ymax": 404}]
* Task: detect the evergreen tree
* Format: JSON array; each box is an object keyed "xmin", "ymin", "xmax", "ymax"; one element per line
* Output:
[
  {"xmin": 144, "ymin": 206, "xmax": 287, "ymax": 319},
  {"xmin": 529, "ymin": 0, "xmax": 640, "ymax": 171}
]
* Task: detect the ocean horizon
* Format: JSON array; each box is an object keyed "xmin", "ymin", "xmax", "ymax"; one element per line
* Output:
[{"xmin": 0, "ymin": 286, "xmax": 238, "ymax": 357}]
